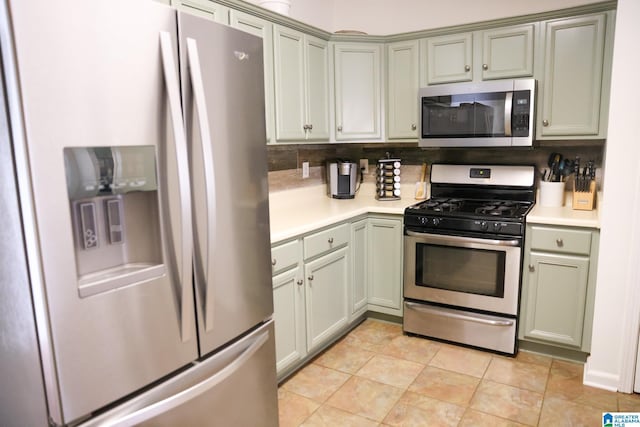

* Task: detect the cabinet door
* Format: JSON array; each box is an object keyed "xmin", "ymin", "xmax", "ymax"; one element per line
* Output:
[
  {"xmin": 481, "ymin": 24, "xmax": 534, "ymax": 80},
  {"xmin": 177, "ymin": 0, "xmax": 229, "ymax": 24},
  {"xmin": 350, "ymin": 219, "xmax": 368, "ymax": 318},
  {"xmin": 304, "ymin": 247, "xmax": 349, "ymax": 352},
  {"xmin": 273, "ymin": 25, "xmax": 306, "ymax": 141},
  {"xmin": 368, "ymin": 217, "xmax": 403, "ymax": 314},
  {"xmin": 387, "ymin": 40, "xmax": 419, "ymax": 139},
  {"xmin": 522, "ymin": 252, "xmax": 590, "ymax": 348},
  {"xmin": 423, "ymin": 32, "xmax": 472, "ymax": 84},
  {"xmin": 230, "ymin": 10, "xmax": 274, "ymax": 143},
  {"xmin": 272, "ymin": 266, "xmax": 306, "ymax": 376},
  {"xmin": 538, "ymin": 14, "xmax": 606, "ymax": 137},
  {"xmin": 333, "ymin": 43, "xmax": 382, "ymax": 141},
  {"xmin": 304, "ymin": 36, "xmax": 330, "ymax": 141}
]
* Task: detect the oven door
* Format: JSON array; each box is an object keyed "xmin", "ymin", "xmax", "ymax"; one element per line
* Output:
[{"xmin": 403, "ymin": 230, "xmax": 522, "ymax": 315}]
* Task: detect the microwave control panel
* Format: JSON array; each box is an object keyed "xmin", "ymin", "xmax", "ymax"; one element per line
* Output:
[{"xmin": 512, "ymin": 90, "xmax": 531, "ymax": 137}]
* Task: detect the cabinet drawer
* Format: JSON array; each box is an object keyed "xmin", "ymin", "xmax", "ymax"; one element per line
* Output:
[
  {"xmin": 303, "ymin": 223, "xmax": 349, "ymax": 260},
  {"xmin": 529, "ymin": 226, "xmax": 592, "ymax": 255},
  {"xmin": 271, "ymin": 240, "xmax": 300, "ymax": 276}
]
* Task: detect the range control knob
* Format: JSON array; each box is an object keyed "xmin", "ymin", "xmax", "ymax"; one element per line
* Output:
[
  {"xmin": 479, "ymin": 221, "xmax": 488, "ymax": 231},
  {"xmin": 420, "ymin": 216, "xmax": 429, "ymax": 225},
  {"xmin": 492, "ymin": 222, "xmax": 502, "ymax": 232},
  {"xmin": 432, "ymin": 217, "xmax": 440, "ymax": 226}
]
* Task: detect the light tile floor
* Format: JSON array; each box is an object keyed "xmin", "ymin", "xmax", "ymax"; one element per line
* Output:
[{"xmin": 278, "ymin": 318, "xmax": 640, "ymax": 426}]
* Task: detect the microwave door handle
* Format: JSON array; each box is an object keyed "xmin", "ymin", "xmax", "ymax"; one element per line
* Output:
[
  {"xmin": 405, "ymin": 230, "xmax": 520, "ymax": 247},
  {"xmin": 504, "ymin": 91, "xmax": 513, "ymax": 137},
  {"xmin": 187, "ymin": 37, "xmax": 217, "ymax": 332},
  {"xmin": 160, "ymin": 31, "xmax": 195, "ymax": 343}
]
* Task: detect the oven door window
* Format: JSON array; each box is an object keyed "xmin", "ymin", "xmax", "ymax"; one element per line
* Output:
[
  {"xmin": 421, "ymin": 92, "xmax": 507, "ymax": 139},
  {"xmin": 415, "ymin": 243, "xmax": 506, "ymax": 297}
]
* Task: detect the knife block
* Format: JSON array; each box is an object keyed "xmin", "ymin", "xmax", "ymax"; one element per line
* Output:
[{"xmin": 572, "ymin": 180, "xmax": 596, "ymax": 210}]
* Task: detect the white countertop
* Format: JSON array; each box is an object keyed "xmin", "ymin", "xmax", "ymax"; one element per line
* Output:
[
  {"xmin": 526, "ymin": 191, "xmax": 600, "ymax": 229},
  {"xmin": 269, "ymin": 183, "xmax": 415, "ymax": 243},
  {"xmin": 268, "ymin": 185, "xmax": 601, "ymax": 244}
]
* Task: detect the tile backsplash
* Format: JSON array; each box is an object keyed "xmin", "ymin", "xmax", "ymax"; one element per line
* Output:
[{"xmin": 267, "ymin": 142, "xmax": 605, "ymax": 193}]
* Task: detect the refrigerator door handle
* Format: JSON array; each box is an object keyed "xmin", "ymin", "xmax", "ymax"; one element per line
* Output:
[
  {"xmin": 160, "ymin": 31, "xmax": 195, "ymax": 342},
  {"xmin": 186, "ymin": 37, "xmax": 217, "ymax": 332},
  {"xmin": 106, "ymin": 330, "xmax": 270, "ymax": 427}
]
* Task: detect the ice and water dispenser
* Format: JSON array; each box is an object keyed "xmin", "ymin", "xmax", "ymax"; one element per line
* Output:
[{"xmin": 64, "ymin": 146, "xmax": 165, "ymax": 297}]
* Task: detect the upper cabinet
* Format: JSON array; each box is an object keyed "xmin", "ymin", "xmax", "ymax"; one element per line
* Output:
[
  {"xmin": 176, "ymin": 0, "xmax": 229, "ymax": 24},
  {"xmin": 387, "ymin": 40, "xmax": 419, "ymax": 139},
  {"xmin": 333, "ymin": 42, "xmax": 383, "ymax": 141},
  {"xmin": 537, "ymin": 13, "xmax": 611, "ymax": 139},
  {"xmin": 273, "ymin": 25, "xmax": 330, "ymax": 142},
  {"xmin": 421, "ymin": 33, "xmax": 473, "ymax": 85},
  {"xmin": 481, "ymin": 24, "xmax": 534, "ymax": 80},
  {"xmin": 229, "ymin": 11, "xmax": 274, "ymax": 143},
  {"xmin": 419, "ymin": 24, "xmax": 535, "ymax": 86}
]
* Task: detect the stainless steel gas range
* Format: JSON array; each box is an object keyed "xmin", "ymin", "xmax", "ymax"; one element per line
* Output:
[{"xmin": 403, "ymin": 164, "xmax": 535, "ymax": 355}]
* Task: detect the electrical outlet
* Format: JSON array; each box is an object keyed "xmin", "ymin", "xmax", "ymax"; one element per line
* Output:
[
  {"xmin": 302, "ymin": 161, "xmax": 309, "ymax": 179},
  {"xmin": 359, "ymin": 158, "xmax": 369, "ymax": 174}
]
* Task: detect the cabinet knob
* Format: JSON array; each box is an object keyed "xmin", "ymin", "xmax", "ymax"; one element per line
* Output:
[
  {"xmin": 328, "ymin": 237, "xmax": 334, "ymax": 244},
  {"xmin": 543, "ymin": 119, "xmax": 550, "ymax": 127},
  {"xmin": 337, "ymin": 125, "xmax": 343, "ymax": 132},
  {"xmin": 296, "ymin": 279, "xmax": 303, "ymax": 286},
  {"xmin": 271, "ymin": 259, "xmax": 277, "ymax": 266},
  {"xmin": 482, "ymin": 63, "xmax": 488, "ymax": 70},
  {"xmin": 308, "ymin": 124, "xmax": 313, "ymax": 130},
  {"xmin": 303, "ymin": 124, "xmax": 309, "ymax": 130},
  {"xmin": 528, "ymin": 264, "xmax": 535, "ymax": 272},
  {"xmin": 556, "ymin": 238, "xmax": 564, "ymax": 247},
  {"xmin": 411, "ymin": 124, "xmax": 417, "ymax": 131},
  {"xmin": 308, "ymin": 275, "xmax": 314, "ymax": 281},
  {"xmin": 464, "ymin": 65, "xmax": 471, "ymax": 72}
]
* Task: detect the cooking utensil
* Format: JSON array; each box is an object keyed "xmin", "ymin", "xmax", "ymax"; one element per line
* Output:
[{"xmin": 415, "ymin": 163, "xmax": 427, "ymax": 200}]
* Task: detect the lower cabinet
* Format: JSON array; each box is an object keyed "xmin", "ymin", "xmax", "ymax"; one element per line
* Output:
[
  {"xmin": 304, "ymin": 247, "xmax": 349, "ymax": 352},
  {"xmin": 367, "ymin": 216, "xmax": 403, "ymax": 316},
  {"xmin": 271, "ymin": 214, "xmax": 404, "ymax": 379},
  {"xmin": 519, "ymin": 224, "xmax": 599, "ymax": 352},
  {"xmin": 272, "ymin": 265, "xmax": 305, "ymax": 374}
]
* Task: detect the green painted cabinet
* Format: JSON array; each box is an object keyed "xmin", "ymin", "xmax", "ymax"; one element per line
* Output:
[
  {"xmin": 176, "ymin": 0, "xmax": 229, "ymax": 24},
  {"xmin": 272, "ymin": 264, "xmax": 306, "ymax": 375},
  {"xmin": 367, "ymin": 216, "xmax": 403, "ymax": 316},
  {"xmin": 421, "ymin": 32, "xmax": 473, "ymax": 85},
  {"xmin": 519, "ymin": 225, "xmax": 600, "ymax": 352},
  {"xmin": 481, "ymin": 24, "xmax": 534, "ymax": 80},
  {"xmin": 271, "ymin": 239, "xmax": 306, "ymax": 378},
  {"xmin": 229, "ymin": 10, "xmax": 274, "ymax": 143},
  {"xmin": 333, "ymin": 42, "xmax": 383, "ymax": 141},
  {"xmin": 304, "ymin": 246, "xmax": 350, "ymax": 352},
  {"xmin": 537, "ymin": 13, "xmax": 609, "ymax": 138},
  {"xmin": 386, "ymin": 40, "xmax": 419, "ymax": 139},
  {"xmin": 350, "ymin": 219, "xmax": 368, "ymax": 319},
  {"xmin": 273, "ymin": 25, "xmax": 330, "ymax": 142}
]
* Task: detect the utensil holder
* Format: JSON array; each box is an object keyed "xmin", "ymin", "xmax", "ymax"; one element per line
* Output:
[
  {"xmin": 539, "ymin": 181, "xmax": 565, "ymax": 207},
  {"xmin": 572, "ymin": 180, "xmax": 596, "ymax": 210}
]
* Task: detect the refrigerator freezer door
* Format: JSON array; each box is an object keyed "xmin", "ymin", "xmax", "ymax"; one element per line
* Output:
[
  {"xmin": 81, "ymin": 321, "xmax": 278, "ymax": 427},
  {"xmin": 7, "ymin": 1, "xmax": 198, "ymax": 423},
  {"xmin": 178, "ymin": 13, "xmax": 274, "ymax": 356}
]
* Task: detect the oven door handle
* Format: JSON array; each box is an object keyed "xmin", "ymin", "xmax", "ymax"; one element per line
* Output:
[
  {"xmin": 405, "ymin": 302, "xmax": 515, "ymax": 327},
  {"xmin": 405, "ymin": 230, "xmax": 520, "ymax": 247}
]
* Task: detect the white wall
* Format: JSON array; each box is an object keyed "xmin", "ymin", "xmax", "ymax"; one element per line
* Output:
[
  {"xmin": 246, "ymin": 0, "xmax": 604, "ymax": 34},
  {"xmin": 584, "ymin": 0, "xmax": 640, "ymax": 392}
]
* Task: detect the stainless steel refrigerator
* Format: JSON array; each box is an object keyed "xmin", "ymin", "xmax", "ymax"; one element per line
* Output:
[{"xmin": 0, "ymin": 0, "xmax": 278, "ymax": 425}]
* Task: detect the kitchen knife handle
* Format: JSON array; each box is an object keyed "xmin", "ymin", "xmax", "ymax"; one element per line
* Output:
[
  {"xmin": 187, "ymin": 37, "xmax": 218, "ymax": 333},
  {"xmin": 160, "ymin": 31, "xmax": 194, "ymax": 343}
]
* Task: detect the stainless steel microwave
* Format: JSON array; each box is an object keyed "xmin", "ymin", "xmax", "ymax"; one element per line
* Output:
[{"xmin": 419, "ymin": 78, "xmax": 535, "ymax": 148}]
